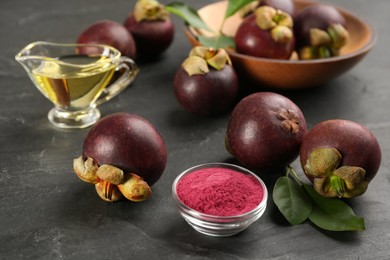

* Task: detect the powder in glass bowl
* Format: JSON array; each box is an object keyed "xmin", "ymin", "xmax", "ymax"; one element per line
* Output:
[{"xmin": 176, "ymin": 167, "xmax": 264, "ymax": 216}]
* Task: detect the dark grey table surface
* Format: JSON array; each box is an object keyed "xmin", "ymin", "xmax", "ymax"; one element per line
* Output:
[{"xmin": 1, "ymin": 0, "xmax": 389, "ymax": 259}]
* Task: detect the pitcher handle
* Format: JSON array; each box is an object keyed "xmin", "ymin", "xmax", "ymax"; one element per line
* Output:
[{"xmin": 95, "ymin": 56, "xmax": 139, "ymax": 107}]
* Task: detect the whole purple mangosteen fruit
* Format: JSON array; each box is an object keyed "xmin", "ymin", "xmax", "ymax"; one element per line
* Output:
[
  {"xmin": 300, "ymin": 119, "xmax": 381, "ymax": 198},
  {"xmin": 77, "ymin": 20, "xmax": 137, "ymax": 59},
  {"xmin": 294, "ymin": 4, "xmax": 349, "ymax": 59},
  {"xmin": 124, "ymin": 0, "xmax": 174, "ymax": 58},
  {"xmin": 82, "ymin": 112, "xmax": 167, "ymax": 186},
  {"xmin": 72, "ymin": 113, "xmax": 166, "ymax": 202},
  {"xmin": 226, "ymin": 92, "xmax": 307, "ymax": 171},
  {"xmin": 173, "ymin": 46, "xmax": 239, "ymax": 115},
  {"xmin": 235, "ymin": 6, "xmax": 295, "ymax": 59}
]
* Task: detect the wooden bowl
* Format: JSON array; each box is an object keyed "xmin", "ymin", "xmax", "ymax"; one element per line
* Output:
[{"xmin": 184, "ymin": 0, "xmax": 376, "ymax": 89}]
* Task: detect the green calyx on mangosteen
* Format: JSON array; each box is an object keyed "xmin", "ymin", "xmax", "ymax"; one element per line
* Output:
[
  {"xmin": 133, "ymin": 0, "xmax": 169, "ymax": 22},
  {"xmin": 304, "ymin": 147, "xmax": 368, "ymax": 198},
  {"xmin": 255, "ymin": 6, "xmax": 293, "ymax": 42},
  {"xmin": 181, "ymin": 46, "xmax": 232, "ymax": 76}
]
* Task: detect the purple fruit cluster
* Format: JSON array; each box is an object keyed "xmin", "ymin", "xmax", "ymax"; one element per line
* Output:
[
  {"xmin": 225, "ymin": 92, "xmax": 381, "ymax": 198},
  {"xmin": 235, "ymin": 0, "xmax": 349, "ymax": 60},
  {"xmin": 77, "ymin": 0, "xmax": 174, "ymax": 60}
]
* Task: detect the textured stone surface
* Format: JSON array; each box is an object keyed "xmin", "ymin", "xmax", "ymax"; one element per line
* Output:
[{"xmin": 1, "ymin": 0, "xmax": 390, "ymax": 259}]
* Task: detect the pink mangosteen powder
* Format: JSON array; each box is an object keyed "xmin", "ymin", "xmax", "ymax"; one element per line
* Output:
[{"xmin": 176, "ymin": 167, "xmax": 264, "ymax": 216}]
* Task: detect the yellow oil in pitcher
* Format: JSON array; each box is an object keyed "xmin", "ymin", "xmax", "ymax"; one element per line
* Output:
[
  {"xmin": 31, "ymin": 54, "xmax": 116, "ymax": 110},
  {"xmin": 16, "ymin": 42, "xmax": 139, "ymax": 128}
]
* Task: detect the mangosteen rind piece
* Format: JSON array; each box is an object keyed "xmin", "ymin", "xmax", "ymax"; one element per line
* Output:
[
  {"xmin": 95, "ymin": 181, "xmax": 123, "ymax": 202},
  {"xmin": 118, "ymin": 173, "xmax": 152, "ymax": 202},
  {"xmin": 73, "ymin": 155, "xmax": 154, "ymax": 202},
  {"xmin": 73, "ymin": 156, "xmax": 100, "ymax": 184}
]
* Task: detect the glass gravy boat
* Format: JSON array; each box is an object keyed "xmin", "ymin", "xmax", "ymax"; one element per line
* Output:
[{"xmin": 15, "ymin": 41, "xmax": 139, "ymax": 129}]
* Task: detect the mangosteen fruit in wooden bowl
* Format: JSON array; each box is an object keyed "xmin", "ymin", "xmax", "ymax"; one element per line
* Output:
[{"xmin": 184, "ymin": 0, "xmax": 376, "ymax": 89}]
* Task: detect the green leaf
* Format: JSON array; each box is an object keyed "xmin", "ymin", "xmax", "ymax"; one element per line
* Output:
[
  {"xmin": 273, "ymin": 177, "xmax": 313, "ymax": 225},
  {"xmin": 165, "ymin": 2, "xmax": 212, "ymax": 31},
  {"xmin": 303, "ymin": 184, "xmax": 365, "ymax": 231},
  {"xmin": 197, "ymin": 35, "xmax": 235, "ymax": 49},
  {"xmin": 225, "ymin": 0, "xmax": 257, "ymax": 18}
]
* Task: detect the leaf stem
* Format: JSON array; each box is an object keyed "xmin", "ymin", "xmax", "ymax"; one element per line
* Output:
[
  {"xmin": 287, "ymin": 165, "xmax": 303, "ymax": 185},
  {"xmin": 218, "ymin": 18, "xmax": 226, "ymax": 36}
]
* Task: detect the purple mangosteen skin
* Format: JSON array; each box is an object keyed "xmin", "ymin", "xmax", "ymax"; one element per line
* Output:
[
  {"xmin": 294, "ymin": 5, "xmax": 347, "ymax": 48},
  {"xmin": 235, "ymin": 14, "xmax": 295, "ymax": 60},
  {"xmin": 173, "ymin": 65, "xmax": 239, "ymax": 115},
  {"xmin": 77, "ymin": 20, "xmax": 136, "ymax": 59},
  {"xmin": 82, "ymin": 113, "xmax": 167, "ymax": 186},
  {"xmin": 300, "ymin": 119, "xmax": 381, "ymax": 182},
  {"xmin": 226, "ymin": 92, "xmax": 307, "ymax": 171},
  {"xmin": 124, "ymin": 14, "xmax": 174, "ymax": 57}
]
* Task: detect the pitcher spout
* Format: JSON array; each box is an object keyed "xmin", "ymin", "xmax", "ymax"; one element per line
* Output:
[{"xmin": 15, "ymin": 41, "xmax": 52, "ymax": 71}]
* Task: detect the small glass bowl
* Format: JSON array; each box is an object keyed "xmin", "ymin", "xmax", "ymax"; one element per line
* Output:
[{"xmin": 172, "ymin": 163, "xmax": 268, "ymax": 237}]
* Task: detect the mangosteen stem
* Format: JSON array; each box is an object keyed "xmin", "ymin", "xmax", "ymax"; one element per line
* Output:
[
  {"xmin": 329, "ymin": 175, "xmax": 346, "ymax": 198},
  {"xmin": 286, "ymin": 164, "xmax": 365, "ymax": 199},
  {"xmin": 218, "ymin": 18, "xmax": 226, "ymax": 37},
  {"xmin": 287, "ymin": 165, "xmax": 303, "ymax": 185}
]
